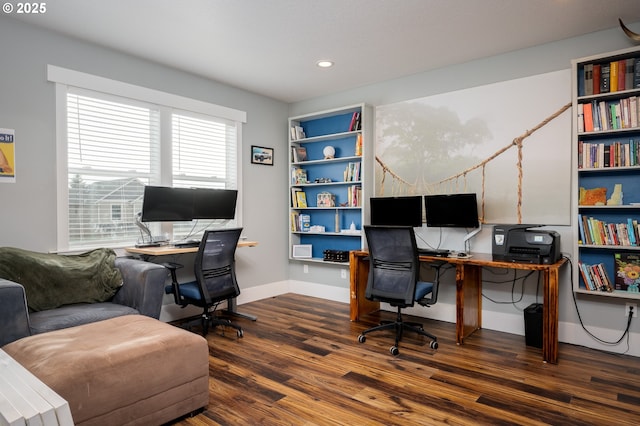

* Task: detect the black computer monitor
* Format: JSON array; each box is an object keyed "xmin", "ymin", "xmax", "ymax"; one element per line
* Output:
[
  {"xmin": 369, "ymin": 196, "xmax": 423, "ymax": 227},
  {"xmin": 192, "ymin": 188, "xmax": 238, "ymax": 220},
  {"xmin": 424, "ymin": 193, "xmax": 479, "ymax": 228},
  {"xmin": 140, "ymin": 186, "xmax": 194, "ymax": 222}
]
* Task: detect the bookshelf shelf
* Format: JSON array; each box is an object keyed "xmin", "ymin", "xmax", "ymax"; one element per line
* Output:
[
  {"xmin": 288, "ymin": 104, "xmax": 372, "ymax": 263},
  {"xmin": 572, "ymin": 46, "xmax": 640, "ymax": 300}
]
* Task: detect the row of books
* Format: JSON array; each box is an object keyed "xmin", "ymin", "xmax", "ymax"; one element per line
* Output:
[
  {"xmin": 578, "ymin": 140, "xmax": 640, "ymax": 169},
  {"xmin": 348, "ymin": 112, "xmax": 361, "ymax": 132},
  {"xmin": 291, "ymin": 167, "xmax": 308, "ymax": 184},
  {"xmin": 291, "ymin": 146, "xmax": 307, "ymax": 162},
  {"xmin": 290, "ymin": 211, "xmax": 310, "ymax": 232},
  {"xmin": 578, "ymin": 95, "xmax": 639, "ymax": 133},
  {"xmin": 343, "ymin": 162, "xmax": 361, "ymax": 182},
  {"xmin": 291, "ymin": 188, "xmax": 307, "ymax": 208},
  {"xmin": 347, "ymin": 185, "xmax": 362, "ymax": 207},
  {"xmin": 578, "ymin": 261, "xmax": 614, "ymax": 292},
  {"xmin": 580, "ymin": 58, "xmax": 640, "ymax": 97},
  {"xmin": 579, "ymin": 252, "xmax": 640, "ymax": 292},
  {"xmin": 578, "ymin": 214, "xmax": 639, "ymax": 247},
  {"xmin": 290, "ymin": 125, "xmax": 306, "ymax": 141}
]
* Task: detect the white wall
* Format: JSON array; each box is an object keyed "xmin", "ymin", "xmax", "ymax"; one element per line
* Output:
[
  {"xmin": 288, "ymin": 22, "xmax": 640, "ymax": 356},
  {"xmin": 0, "ymin": 16, "xmax": 291, "ymax": 292},
  {"xmin": 1, "ymin": 14, "xmax": 639, "ymax": 356}
]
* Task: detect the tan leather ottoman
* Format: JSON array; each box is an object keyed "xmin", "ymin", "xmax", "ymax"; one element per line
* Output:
[{"xmin": 3, "ymin": 315, "xmax": 209, "ymax": 426}]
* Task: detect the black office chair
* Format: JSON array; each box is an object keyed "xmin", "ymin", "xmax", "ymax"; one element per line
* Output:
[
  {"xmin": 164, "ymin": 228, "xmax": 244, "ymax": 338},
  {"xmin": 357, "ymin": 225, "xmax": 440, "ymax": 355}
]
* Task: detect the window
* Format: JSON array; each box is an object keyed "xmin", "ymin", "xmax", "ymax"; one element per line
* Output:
[{"xmin": 50, "ymin": 66, "xmax": 246, "ymax": 250}]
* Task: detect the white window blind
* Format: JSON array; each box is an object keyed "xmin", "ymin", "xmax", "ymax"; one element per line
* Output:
[
  {"xmin": 67, "ymin": 91, "xmax": 159, "ymax": 247},
  {"xmin": 57, "ymin": 81, "xmax": 242, "ymax": 250}
]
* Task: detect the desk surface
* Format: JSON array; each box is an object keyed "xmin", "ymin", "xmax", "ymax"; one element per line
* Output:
[
  {"xmin": 125, "ymin": 240, "xmax": 258, "ymax": 256},
  {"xmin": 352, "ymin": 250, "xmax": 567, "ymax": 270}
]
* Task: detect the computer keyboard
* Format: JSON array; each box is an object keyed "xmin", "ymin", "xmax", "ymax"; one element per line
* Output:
[
  {"xmin": 173, "ymin": 240, "xmax": 200, "ymax": 248},
  {"xmin": 417, "ymin": 248, "xmax": 450, "ymax": 256}
]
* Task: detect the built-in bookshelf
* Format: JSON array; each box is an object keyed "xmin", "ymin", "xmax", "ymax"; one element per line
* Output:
[
  {"xmin": 288, "ymin": 104, "xmax": 372, "ymax": 263},
  {"xmin": 572, "ymin": 46, "xmax": 640, "ymax": 299}
]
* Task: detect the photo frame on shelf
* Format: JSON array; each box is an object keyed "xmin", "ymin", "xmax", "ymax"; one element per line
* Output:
[{"xmin": 251, "ymin": 145, "xmax": 274, "ymax": 165}]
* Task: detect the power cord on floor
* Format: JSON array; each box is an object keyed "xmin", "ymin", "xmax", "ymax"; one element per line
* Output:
[{"xmin": 566, "ymin": 256, "xmax": 634, "ymax": 353}]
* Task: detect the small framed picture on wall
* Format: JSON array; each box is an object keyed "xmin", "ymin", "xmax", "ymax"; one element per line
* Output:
[{"xmin": 251, "ymin": 145, "xmax": 274, "ymax": 166}]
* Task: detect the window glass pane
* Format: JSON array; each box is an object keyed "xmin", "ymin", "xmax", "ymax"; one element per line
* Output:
[
  {"xmin": 172, "ymin": 113, "xmax": 238, "ymax": 239},
  {"xmin": 63, "ymin": 89, "xmax": 239, "ymax": 249},
  {"xmin": 67, "ymin": 91, "xmax": 157, "ymax": 247}
]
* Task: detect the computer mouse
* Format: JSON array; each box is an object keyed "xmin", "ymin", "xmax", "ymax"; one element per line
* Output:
[{"xmin": 457, "ymin": 252, "xmax": 468, "ymax": 258}]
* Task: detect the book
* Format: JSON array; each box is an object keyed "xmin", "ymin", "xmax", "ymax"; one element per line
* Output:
[
  {"xmin": 626, "ymin": 58, "xmax": 635, "ymax": 90},
  {"xmin": 583, "ymin": 102, "xmax": 594, "ymax": 132},
  {"xmin": 292, "ymin": 146, "xmax": 307, "ymax": 162},
  {"xmin": 593, "ymin": 64, "xmax": 601, "ymax": 94},
  {"xmin": 584, "ymin": 64, "xmax": 593, "ymax": 96},
  {"xmin": 299, "ymin": 214, "xmax": 311, "ymax": 232},
  {"xmin": 614, "ymin": 252, "xmax": 640, "ymax": 291},
  {"xmin": 618, "ymin": 59, "xmax": 627, "ymax": 92},
  {"xmin": 600, "ymin": 62, "xmax": 610, "ymax": 93},
  {"xmin": 291, "ymin": 187, "xmax": 302, "ymax": 208},
  {"xmin": 610, "ymin": 60, "xmax": 619, "ymax": 92},
  {"xmin": 292, "ymin": 167, "xmax": 307, "ymax": 184},
  {"xmin": 296, "ymin": 191, "xmax": 307, "ymax": 208}
]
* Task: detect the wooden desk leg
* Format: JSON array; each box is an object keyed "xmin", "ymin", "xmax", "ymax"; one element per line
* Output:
[
  {"xmin": 456, "ymin": 264, "xmax": 482, "ymax": 344},
  {"xmin": 543, "ymin": 268, "xmax": 560, "ymax": 364},
  {"xmin": 349, "ymin": 252, "xmax": 379, "ymax": 321}
]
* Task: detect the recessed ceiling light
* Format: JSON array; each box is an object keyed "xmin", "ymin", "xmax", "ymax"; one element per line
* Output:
[{"xmin": 316, "ymin": 60, "xmax": 334, "ymax": 68}]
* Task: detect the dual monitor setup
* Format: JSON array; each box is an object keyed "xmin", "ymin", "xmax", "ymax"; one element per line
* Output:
[
  {"xmin": 136, "ymin": 185, "xmax": 238, "ymax": 247},
  {"xmin": 369, "ymin": 193, "xmax": 480, "ymax": 256}
]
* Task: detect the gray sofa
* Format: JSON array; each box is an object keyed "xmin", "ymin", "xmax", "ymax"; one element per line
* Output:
[{"xmin": 0, "ymin": 256, "xmax": 168, "ymax": 346}]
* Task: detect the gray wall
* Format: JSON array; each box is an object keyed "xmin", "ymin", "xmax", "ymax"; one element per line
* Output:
[
  {"xmin": 1, "ymin": 13, "xmax": 639, "ymax": 353},
  {"xmin": 289, "ymin": 22, "xmax": 640, "ymax": 351},
  {"xmin": 0, "ymin": 16, "xmax": 290, "ymax": 290}
]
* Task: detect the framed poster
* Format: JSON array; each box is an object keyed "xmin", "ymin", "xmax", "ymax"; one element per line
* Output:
[{"xmin": 251, "ymin": 145, "xmax": 274, "ymax": 166}]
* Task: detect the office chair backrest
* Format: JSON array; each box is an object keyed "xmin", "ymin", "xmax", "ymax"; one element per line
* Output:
[
  {"xmin": 363, "ymin": 225, "xmax": 420, "ymax": 307},
  {"xmin": 194, "ymin": 228, "xmax": 242, "ymax": 304}
]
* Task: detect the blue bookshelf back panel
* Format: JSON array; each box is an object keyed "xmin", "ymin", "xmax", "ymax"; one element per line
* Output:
[
  {"xmin": 301, "ymin": 112, "xmax": 356, "ymax": 138},
  {"xmin": 298, "ymin": 233, "xmax": 361, "ymax": 258},
  {"xmin": 579, "ymin": 172, "xmax": 640, "ymax": 204},
  {"xmin": 303, "ymin": 135, "xmax": 357, "ymax": 160},
  {"xmin": 578, "ymin": 248, "xmax": 635, "ymax": 291},
  {"xmin": 297, "ymin": 209, "xmax": 361, "ymax": 230}
]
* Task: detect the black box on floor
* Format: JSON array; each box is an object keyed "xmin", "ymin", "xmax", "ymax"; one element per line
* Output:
[{"xmin": 524, "ymin": 303, "xmax": 543, "ymax": 348}]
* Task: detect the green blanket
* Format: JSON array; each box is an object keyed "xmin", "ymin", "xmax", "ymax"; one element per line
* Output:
[{"xmin": 0, "ymin": 247, "xmax": 123, "ymax": 312}]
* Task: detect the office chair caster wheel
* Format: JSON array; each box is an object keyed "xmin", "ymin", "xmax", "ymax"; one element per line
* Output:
[
  {"xmin": 358, "ymin": 334, "xmax": 366, "ymax": 343},
  {"xmin": 237, "ymin": 329, "xmax": 244, "ymax": 338},
  {"xmin": 390, "ymin": 346, "xmax": 399, "ymax": 356},
  {"xmin": 430, "ymin": 341, "xmax": 438, "ymax": 350}
]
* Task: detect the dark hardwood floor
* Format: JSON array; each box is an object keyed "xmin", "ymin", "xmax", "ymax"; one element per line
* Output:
[{"xmin": 172, "ymin": 294, "xmax": 640, "ymax": 425}]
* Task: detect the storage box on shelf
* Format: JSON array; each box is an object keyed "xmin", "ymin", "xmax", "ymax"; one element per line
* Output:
[
  {"xmin": 572, "ymin": 46, "xmax": 640, "ymax": 300},
  {"xmin": 289, "ymin": 104, "xmax": 372, "ymax": 263}
]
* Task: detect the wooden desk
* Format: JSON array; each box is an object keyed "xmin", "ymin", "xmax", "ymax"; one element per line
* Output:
[
  {"xmin": 349, "ymin": 251, "xmax": 567, "ymax": 364},
  {"xmin": 125, "ymin": 240, "xmax": 258, "ymax": 256},
  {"xmin": 125, "ymin": 241, "xmax": 259, "ymax": 321}
]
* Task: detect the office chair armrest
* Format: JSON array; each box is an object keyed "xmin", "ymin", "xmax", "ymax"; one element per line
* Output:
[
  {"xmin": 160, "ymin": 262, "xmax": 186, "ymax": 306},
  {"xmin": 161, "ymin": 262, "xmax": 184, "ymax": 272},
  {"xmin": 417, "ymin": 261, "xmax": 445, "ymax": 306}
]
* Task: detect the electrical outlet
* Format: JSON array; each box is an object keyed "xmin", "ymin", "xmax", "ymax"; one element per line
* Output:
[
  {"xmin": 341, "ymin": 269, "xmax": 347, "ymax": 279},
  {"xmin": 625, "ymin": 303, "xmax": 637, "ymax": 317},
  {"xmin": 303, "ymin": 264, "xmax": 308, "ymax": 274}
]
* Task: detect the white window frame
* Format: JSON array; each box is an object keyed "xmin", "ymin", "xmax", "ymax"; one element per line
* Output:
[{"xmin": 49, "ymin": 65, "xmax": 246, "ymax": 251}]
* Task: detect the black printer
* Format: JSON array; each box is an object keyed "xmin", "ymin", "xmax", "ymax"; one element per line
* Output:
[{"xmin": 492, "ymin": 224, "xmax": 561, "ymax": 265}]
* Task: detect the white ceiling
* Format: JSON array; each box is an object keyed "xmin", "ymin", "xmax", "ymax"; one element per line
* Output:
[{"xmin": 9, "ymin": 0, "xmax": 640, "ymax": 103}]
